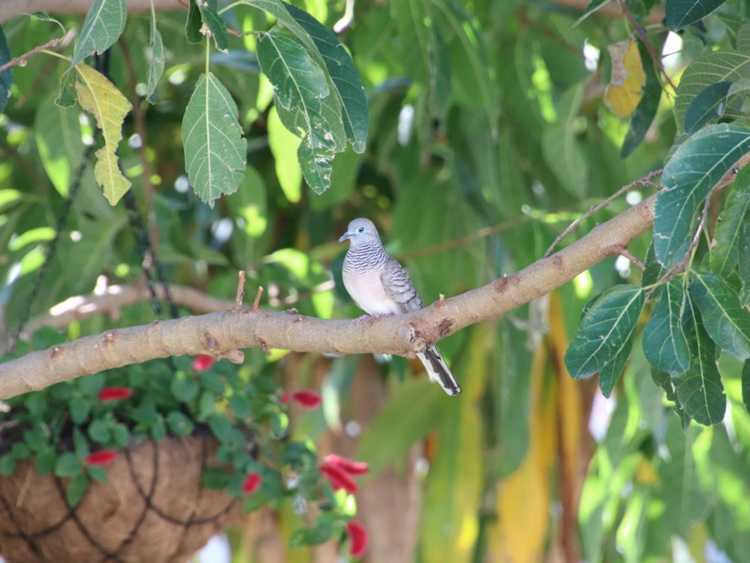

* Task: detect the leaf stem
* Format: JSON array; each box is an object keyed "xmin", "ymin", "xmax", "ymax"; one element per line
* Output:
[
  {"xmin": 39, "ymin": 49, "xmax": 71, "ymax": 63},
  {"xmin": 205, "ymin": 37, "xmax": 210, "ymax": 75}
]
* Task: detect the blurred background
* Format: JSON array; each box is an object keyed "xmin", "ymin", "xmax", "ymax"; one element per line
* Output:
[{"xmin": 2, "ymin": 0, "xmax": 750, "ymax": 561}]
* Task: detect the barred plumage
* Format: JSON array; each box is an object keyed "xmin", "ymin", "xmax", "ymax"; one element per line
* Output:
[{"xmin": 339, "ymin": 218, "xmax": 461, "ymax": 396}]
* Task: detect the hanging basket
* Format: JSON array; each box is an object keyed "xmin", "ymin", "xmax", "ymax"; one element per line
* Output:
[{"xmin": 0, "ymin": 434, "xmax": 238, "ymax": 563}]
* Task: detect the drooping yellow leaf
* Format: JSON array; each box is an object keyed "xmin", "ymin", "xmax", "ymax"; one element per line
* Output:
[
  {"xmin": 420, "ymin": 329, "xmax": 489, "ymax": 563},
  {"xmin": 491, "ymin": 338, "xmax": 556, "ymax": 563},
  {"xmin": 549, "ymin": 293, "xmax": 582, "ymax": 503},
  {"xmin": 74, "ymin": 63, "xmax": 132, "ymax": 205},
  {"xmin": 604, "ymin": 40, "xmax": 646, "ymax": 119}
]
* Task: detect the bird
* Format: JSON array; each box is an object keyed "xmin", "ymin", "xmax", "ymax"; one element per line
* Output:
[{"xmin": 338, "ymin": 218, "xmax": 461, "ymax": 396}]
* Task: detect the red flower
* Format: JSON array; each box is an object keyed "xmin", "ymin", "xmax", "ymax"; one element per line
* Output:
[
  {"xmin": 192, "ymin": 354, "xmax": 215, "ymax": 372},
  {"xmin": 281, "ymin": 390, "xmax": 321, "ymax": 409},
  {"xmin": 323, "ymin": 454, "xmax": 368, "ymax": 476},
  {"xmin": 346, "ymin": 520, "xmax": 368, "ymax": 558},
  {"xmin": 242, "ymin": 472, "xmax": 262, "ymax": 495},
  {"xmin": 85, "ymin": 449, "xmax": 118, "ymax": 466},
  {"xmin": 98, "ymin": 387, "xmax": 133, "ymax": 401},
  {"xmin": 320, "ymin": 461, "xmax": 358, "ymax": 493}
]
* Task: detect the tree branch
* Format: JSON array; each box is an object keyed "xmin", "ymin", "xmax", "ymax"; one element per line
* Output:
[
  {"xmin": 0, "ymin": 193, "xmax": 656, "ymax": 399},
  {"xmin": 22, "ymin": 282, "xmax": 235, "ymax": 335}
]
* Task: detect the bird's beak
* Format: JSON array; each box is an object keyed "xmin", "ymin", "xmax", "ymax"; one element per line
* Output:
[{"xmin": 338, "ymin": 232, "xmax": 352, "ymax": 243}]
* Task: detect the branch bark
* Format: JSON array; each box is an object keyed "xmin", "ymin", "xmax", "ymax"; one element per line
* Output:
[{"xmin": 0, "ymin": 194, "xmax": 656, "ymax": 399}]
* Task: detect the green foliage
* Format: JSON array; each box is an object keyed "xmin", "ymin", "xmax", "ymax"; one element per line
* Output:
[
  {"xmin": 71, "ymin": 0, "xmax": 127, "ymax": 65},
  {"xmin": 665, "ymin": 0, "xmax": 727, "ymax": 29},
  {"xmin": 642, "ymin": 281, "xmax": 690, "ymax": 375}
]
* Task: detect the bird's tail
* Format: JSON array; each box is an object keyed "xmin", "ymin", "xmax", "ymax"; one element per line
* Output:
[{"xmin": 416, "ymin": 346, "xmax": 461, "ymax": 396}]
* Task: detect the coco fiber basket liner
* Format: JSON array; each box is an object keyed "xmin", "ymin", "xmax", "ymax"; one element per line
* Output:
[{"xmin": 0, "ymin": 433, "xmax": 237, "ymax": 563}]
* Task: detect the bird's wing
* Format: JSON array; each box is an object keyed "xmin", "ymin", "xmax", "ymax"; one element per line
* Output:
[{"xmin": 381, "ymin": 257, "xmax": 423, "ymax": 313}]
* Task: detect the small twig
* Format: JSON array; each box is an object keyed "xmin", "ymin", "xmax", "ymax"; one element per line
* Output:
[
  {"xmin": 609, "ymin": 245, "xmax": 645, "ymax": 270},
  {"xmin": 545, "ymin": 168, "xmax": 662, "ymax": 257},
  {"xmin": 235, "ymin": 271, "xmax": 247, "ymax": 307},
  {"xmin": 252, "ymin": 286, "xmax": 264, "ymax": 312},
  {"xmin": 0, "ymin": 29, "xmax": 75, "ymax": 74}
]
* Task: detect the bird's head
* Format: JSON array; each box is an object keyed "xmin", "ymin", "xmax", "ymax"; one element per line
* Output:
[{"xmin": 338, "ymin": 218, "xmax": 381, "ymax": 246}]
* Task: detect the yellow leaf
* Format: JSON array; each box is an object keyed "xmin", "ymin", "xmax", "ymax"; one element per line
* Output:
[
  {"xmin": 604, "ymin": 40, "xmax": 645, "ymax": 119},
  {"xmin": 74, "ymin": 63, "xmax": 132, "ymax": 205},
  {"xmin": 421, "ymin": 329, "xmax": 489, "ymax": 563},
  {"xmin": 491, "ymin": 340, "xmax": 556, "ymax": 563},
  {"xmin": 548, "ymin": 293, "xmax": 582, "ymax": 502}
]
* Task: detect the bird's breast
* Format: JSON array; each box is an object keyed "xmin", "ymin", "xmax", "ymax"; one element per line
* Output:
[{"xmin": 342, "ymin": 268, "xmax": 401, "ymax": 316}]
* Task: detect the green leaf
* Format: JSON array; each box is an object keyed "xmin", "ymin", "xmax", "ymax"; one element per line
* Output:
[
  {"xmin": 56, "ymin": 69, "xmax": 77, "ymax": 108},
  {"xmin": 684, "ymin": 81, "xmax": 731, "ymax": 134},
  {"xmin": 673, "ymin": 294, "xmax": 726, "ymax": 425},
  {"xmin": 35, "ymin": 448, "xmax": 56, "ymax": 475},
  {"xmin": 202, "ymin": 467, "xmax": 231, "ymax": 489},
  {"xmin": 25, "ymin": 393, "xmax": 46, "ymax": 417},
  {"xmin": 689, "ymin": 270, "xmax": 750, "ymax": 360},
  {"xmin": 72, "ymin": 0, "xmax": 127, "ymax": 65},
  {"xmin": 575, "ymin": 0, "xmax": 613, "ymax": 24},
  {"xmin": 665, "ymin": 0, "xmax": 727, "ymax": 30},
  {"xmin": 55, "ymin": 453, "xmax": 83, "ymax": 477},
  {"xmin": 741, "ymin": 223, "xmax": 750, "ymax": 306},
  {"xmin": 208, "ymin": 415, "xmax": 244, "ymax": 448},
  {"xmin": 201, "ymin": 372, "xmax": 225, "ymax": 394},
  {"xmin": 0, "ymin": 26, "xmax": 11, "ymax": 112},
  {"xmin": 73, "ymin": 428, "xmax": 90, "ymax": 458},
  {"xmin": 742, "ymin": 361, "xmax": 750, "ymax": 414},
  {"xmin": 185, "ymin": 0, "xmax": 202, "ymax": 43},
  {"xmin": 88, "ymin": 418, "xmax": 111, "ymax": 444},
  {"xmin": 654, "ymin": 124, "xmax": 750, "ymax": 268},
  {"xmin": 69, "ymin": 396, "xmax": 91, "ymax": 424},
  {"xmin": 621, "ymin": 41, "xmax": 662, "ymax": 158},
  {"xmin": 74, "ymin": 63, "xmax": 133, "ymax": 205},
  {"xmin": 150, "ymin": 414, "xmax": 166, "ymax": 441},
  {"xmin": 541, "ymin": 85, "xmax": 587, "ymax": 197},
  {"xmin": 10, "ymin": 443, "xmax": 29, "ymax": 461},
  {"xmin": 145, "ymin": 8, "xmax": 165, "ymax": 102},
  {"xmin": 643, "ymin": 282, "xmax": 691, "ymax": 375},
  {"xmin": 357, "ymin": 379, "xmax": 444, "ymax": 475},
  {"xmin": 111, "ymin": 423, "xmax": 129, "ymax": 447},
  {"xmin": 181, "ymin": 72, "xmax": 247, "ymax": 206},
  {"xmin": 200, "ymin": 5, "xmax": 229, "ymax": 52},
  {"xmin": 257, "ymin": 28, "xmax": 340, "ymax": 194},
  {"xmin": 167, "ymin": 411, "xmax": 195, "ymax": 436},
  {"xmin": 289, "ymin": 516, "xmax": 336, "ymax": 546},
  {"xmin": 171, "ymin": 373, "xmax": 199, "ymax": 402},
  {"xmin": 87, "ymin": 465, "xmax": 108, "ymax": 482},
  {"xmin": 35, "ymin": 96, "xmax": 85, "ymax": 197},
  {"xmin": 710, "ymin": 166, "xmax": 750, "ymax": 275},
  {"xmin": 642, "ymin": 243, "xmax": 663, "ymax": 287},
  {"xmin": 565, "ymin": 285, "xmax": 644, "ymax": 380},
  {"xmin": 267, "ymin": 106, "xmax": 302, "ymax": 202},
  {"xmin": 229, "ymin": 394, "xmax": 252, "ymax": 419},
  {"xmin": 0, "ymin": 455, "xmax": 15, "ymax": 476},
  {"xmin": 66, "ymin": 474, "xmax": 90, "ymax": 507},
  {"xmin": 674, "ymin": 51, "xmax": 750, "ymax": 135}
]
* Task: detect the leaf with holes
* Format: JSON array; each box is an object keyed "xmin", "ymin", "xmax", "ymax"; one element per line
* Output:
[
  {"xmin": 565, "ymin": 285, "xmax": 644, "ymax": 381},
  {"xmin": 285, "ymin": 3, "xmax": 368, "ymax": 152},
  {"xmin": 643, "ymin": 281, "xmax": 691, "ymax": 375},
  {"xmin": 665, "ymin": 0, "xmax": 727, "ymax": 30},
  {"xmin": 690, "ymin": 270, "xmax": 750, "ymax": 360},
  {"xmin": 672, "ymin": 294, "xmax": 726, "ymax": 425},
  {"xmin": 710, "ymin": 166, "xmax": 750, "ymax": 275},
  {"xmin": 74, "ymin": 63, "xmax": 132, "ymax": 205},
  {"xmin": 72, "ymin": 0, "xmax": 127, "ymax": 65},
  {"xmin": 181, "ymin": 72, "xmax": 247, "ymax": 206},
  {"xmin": 257, "ymin": 28, "xmax": 343, "ymax": 194},
  {"xmin": 145, "ymin": 8, "xmax": 165, "ymax": 102},
  {"xmin": 654, "ymin": 124, "xmax": 750, "ymax": 268}
]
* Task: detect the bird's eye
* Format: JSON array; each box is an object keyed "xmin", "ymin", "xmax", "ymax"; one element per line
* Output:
[{"xmin": 357, "ymin": 227, "xmax": 365, "ymax": 233}]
